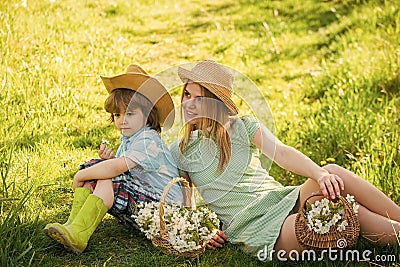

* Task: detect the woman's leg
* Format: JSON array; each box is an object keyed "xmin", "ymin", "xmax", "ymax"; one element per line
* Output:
[
  {"xmin": 273, "ymin": 207, "xmax": 400, "ymax": 255},
  {"xmin": 273, "ymin": 182, "xmax": 329, "ymax": 254},
  {"xmin": 322, "ymin": 164, "xmax": 400, "ymax": 222},
  {"xmin": 357, "ymin": 205, "xmax": 400, "ymax": 245},
  {"xmin": 273, "ymin": 214, "xmax": 302, "ymax": 256},
  {"xmin": 299, "ymin": 164, "xmax": 400, "ymax": 245}
]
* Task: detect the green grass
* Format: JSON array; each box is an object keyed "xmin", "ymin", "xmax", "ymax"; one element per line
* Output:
[{"xmin": 1, "ymin": 0, "xmax": 399, "ymax": 266}]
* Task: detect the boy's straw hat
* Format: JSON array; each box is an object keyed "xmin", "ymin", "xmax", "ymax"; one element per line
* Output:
[
  {"xmin": 101, "ymin": 64, "xmax": 174, "ymax": 130},
  {"xmin": 178, "ymin": 60, "xmax": 239, "ymax": 115}
]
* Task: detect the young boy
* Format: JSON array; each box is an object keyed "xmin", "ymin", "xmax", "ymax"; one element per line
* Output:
[{"xmin": 44, "ymin": 64, "xmax": 182, "ymax": 253}]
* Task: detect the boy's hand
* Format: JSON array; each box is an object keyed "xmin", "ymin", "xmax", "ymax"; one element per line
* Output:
[
  {"xmin": 98, "ymin": 143, "xmax": 115, "ymax": 159},
  {"xmin": 73, "ymin": 172, "xmax": 84, "ymax": 188}
]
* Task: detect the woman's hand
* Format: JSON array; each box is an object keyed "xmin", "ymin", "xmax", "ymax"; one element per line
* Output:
[
  {"xmin": 206, "ymin": 230, "xmax": 228, "ymax": 249},
  {"xmin": 318, "ymin": 173, "xmax": 344, "ymax": 199},
  {"xmin": 98, "ymin": 143, "xmax": 115, "ymax": 159}
]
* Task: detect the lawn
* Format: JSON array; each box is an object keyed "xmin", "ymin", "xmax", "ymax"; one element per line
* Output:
[{"xmin": 0, "ymin": 0, "xmax": 399, "ymax": 266}]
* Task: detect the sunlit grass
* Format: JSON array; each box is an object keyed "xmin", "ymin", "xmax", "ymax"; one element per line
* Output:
[{"xmin": 1, "ymin": 0, "xmax": 399, "ymax": 266}]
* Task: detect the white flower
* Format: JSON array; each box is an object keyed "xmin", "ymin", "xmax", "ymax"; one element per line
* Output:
[
  {"xmin": 330, "ymin": 213, "xmax": 342, "ymax": 225},
  {"xmin": 101, "ymin": 138, "xmax": 110, "ymax": 145},
  {"xmin": 337, "ymin": 220, "xmax": 348, "ymax": 232},
  {"xmin": 321, "ymin": 206, "xmax": 330, "ymax": 216},
  {"xmin": 133, "ymin": 201, "xmax": 220, "ymax": 252},
  {"xmin": 353, "ymin": 203, "xmax": 359, "ymax": 214},
  {"xmin": 346, "ymin": 194, "xmax": 355, "ymax": 203},
  {"xmin": 304, "ymin": 195, "xmax": 358, "ymax": 234}
]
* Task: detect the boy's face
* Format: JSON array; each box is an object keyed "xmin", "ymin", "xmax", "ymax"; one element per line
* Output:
[{"xmin": 113, "ymin": 108, "xmax": 146, "ymax": 137}]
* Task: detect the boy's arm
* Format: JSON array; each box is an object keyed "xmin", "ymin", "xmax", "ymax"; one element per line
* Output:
[{"xmin": 73, "ymin": 157, "xmax": 136, "ymax": 188}]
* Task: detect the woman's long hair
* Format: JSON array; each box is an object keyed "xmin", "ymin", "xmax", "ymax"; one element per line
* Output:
[{"xmin": 179, "ymin": 83, "xmax": 232, "ymax": 173}]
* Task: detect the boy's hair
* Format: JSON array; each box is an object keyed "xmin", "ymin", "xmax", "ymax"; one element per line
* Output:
[
  {"xmin": 179, "ymin": 83, "xmax": 231, "ymax": 173},
  {"xmin": 104, "ymin": 88, "xmax": 161, "ymax": 133}
]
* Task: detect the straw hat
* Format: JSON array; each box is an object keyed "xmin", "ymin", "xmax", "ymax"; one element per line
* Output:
[
  {"xmin": 178, "ymin": 60, "xmax": 239, "ymax": 115},
  {"xmin": 100, "ymin": 64, "xmax": 175, "ymax": 130}
]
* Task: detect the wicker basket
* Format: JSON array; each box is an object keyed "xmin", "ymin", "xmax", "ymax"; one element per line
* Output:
[
  {"xmin": 151, "ymin": 177, "xmax": 206, "ymax": 258},
  {"xmin": 295, "ymin": 194, "xmax": 360, "ymax": 250}
]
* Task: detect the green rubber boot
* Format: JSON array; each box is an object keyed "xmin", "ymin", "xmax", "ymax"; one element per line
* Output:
[
  {"xmin": 44, "ymin": 194, "xmax": 108, "ymax": 253},
  {"xmin": 43, "ymin": 187, "xmax": 91, "ymax": 235},
  {"xmin": 64, "ymin": 187, "xmax": 91, "ymax": 226}
]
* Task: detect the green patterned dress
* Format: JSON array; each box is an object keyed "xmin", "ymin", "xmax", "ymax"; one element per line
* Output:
[{"xmin": 170, "ymin": 116, "xmax": 300, "ymax": 258}]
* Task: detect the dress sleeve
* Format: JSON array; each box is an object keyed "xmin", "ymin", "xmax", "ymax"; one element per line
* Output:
[{"xmin": 240, "ymin": 115, "xmax": 261, "ymax": 141}]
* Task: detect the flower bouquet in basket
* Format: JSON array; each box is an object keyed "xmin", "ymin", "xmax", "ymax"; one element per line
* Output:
[
  {"xmin": 133, "ymin": 177, "xmax": 220, "ymax": 258},
  {"xmin": 295, "ymin": 194, "xmax": 361, "ymax": 250}
]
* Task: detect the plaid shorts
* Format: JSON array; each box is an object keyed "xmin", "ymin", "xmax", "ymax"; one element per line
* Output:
[{"xmin": 79, "ymin": 159, "xmax": 158, "ymax": 229}]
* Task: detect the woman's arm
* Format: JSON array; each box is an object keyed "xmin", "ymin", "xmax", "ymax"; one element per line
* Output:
[
  {"xmin": 253, "ymin": 125, "xmax": 344, "ymax": 198},
  {"xmin": 179, "ymin": 172, "xmax": 196, "ymax": 209},
  {"xmin": 73, "ymin": 157, "xmax": 136, "ymax": 188}
]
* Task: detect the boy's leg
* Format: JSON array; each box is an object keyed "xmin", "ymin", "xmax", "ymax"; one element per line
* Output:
[
  {"xmin": 93, "ymin": 179, "xmax": 114, "ymax": 209},
  {"xmin": 44, "ymin": 193, "xmax": 108, "ymax": 253},
  {"xmin": 107, "ymin": 173, "xmax": 158, "ymax": 229},
  {"xmin": 44, "ymin": 179, "xmax": 113, "ymax": 253},
  {"xmin": 63, "ymin": 187, "xmax": 91, "ymax": 226},
  {"xmin": 44, "ymin": 159, "xmax": 102, "ymax": 231},
  {"xmin": 44, "ymin": 187, "xmax": 91, "ymax": 233}
]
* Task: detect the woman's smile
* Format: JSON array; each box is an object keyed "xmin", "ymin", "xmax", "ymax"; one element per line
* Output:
[
  {"xmin": 184, "ymin": 109, "xmax": 198, "ymax": 120},
  {"xmin": 182, "ymin": 82, "xmax": 203, "ymax": 124}
]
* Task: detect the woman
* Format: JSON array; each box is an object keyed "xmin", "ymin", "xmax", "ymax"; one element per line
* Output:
[{"xmin": 169, "ymin": 60, "xmax": 400, "ymax": 259}]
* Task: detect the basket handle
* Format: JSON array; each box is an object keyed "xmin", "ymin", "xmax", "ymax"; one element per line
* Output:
[
  {"xmin": 158, "ymin": 177, "xmax": 191, "ymax": 240},
  {"xmin": 337, "ymin": 195, "xmax": 356, "ymax": 218}
]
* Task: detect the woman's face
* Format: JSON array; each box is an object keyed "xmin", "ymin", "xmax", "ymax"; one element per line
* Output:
[{"xmin": 181, "ymin": 82, "xmax": 204, "ymax": 125}]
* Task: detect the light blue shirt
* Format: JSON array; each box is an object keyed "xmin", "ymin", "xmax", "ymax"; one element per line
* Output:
[{"xmin": 115, "ymin": 126, "xmax": 183, "ymax": 203}]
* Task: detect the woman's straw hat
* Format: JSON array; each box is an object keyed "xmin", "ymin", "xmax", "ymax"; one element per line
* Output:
[
  {"xmin": 178, "ymin": 60, "xmax": 239, "ymax": 115},
  {"xmin": 101, "ymin": 64, "xmax": 175, "ymax": 130}
]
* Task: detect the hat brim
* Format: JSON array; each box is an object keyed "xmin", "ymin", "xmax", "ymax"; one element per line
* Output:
[
  {"xmin": 178, "ymin": 67, "xmax": 239, "ymax": 115},
  {"xmin": 101, "ymin": 73, "xmax": 175, "ymax": 130}
]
